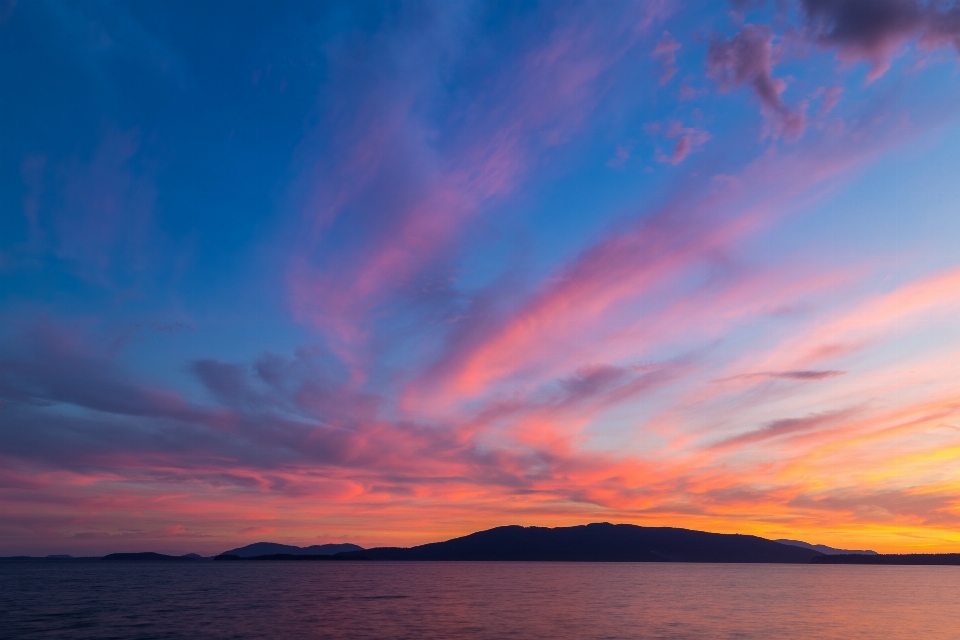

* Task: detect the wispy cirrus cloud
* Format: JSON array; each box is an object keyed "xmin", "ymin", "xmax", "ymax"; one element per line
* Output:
[
  {"xmin": 3, "ymin": 0, "xmax": 960, "ymax": 557},
  {"xmin": 721, "ymin": 369, "xmax": 846, "ymax": 381},
  {"xmin": 710, "ymin": 409, "xmax": 858, "ymax": 449},
  {"xmin": 410, "ymin": 119, "xmax": 900, "ymax": 411},
  {"xmin": 287, "ymin": 3, "xmax": 669, "ymax": 361}
]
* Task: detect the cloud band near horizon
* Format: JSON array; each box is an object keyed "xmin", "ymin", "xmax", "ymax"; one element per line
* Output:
[{"xmin": 2, "ymin": 0, "xmax": 960, "ymax": 556}]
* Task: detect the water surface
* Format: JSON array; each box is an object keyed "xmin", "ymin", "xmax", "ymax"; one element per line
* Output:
[{"xmin": 2, "ymin": 562, "xmax": 959, "ymax": 639}]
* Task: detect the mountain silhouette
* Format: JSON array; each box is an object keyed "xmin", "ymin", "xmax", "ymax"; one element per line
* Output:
[
  {"xmin": 775, "ymin": 539, "xmax": 877, "ymax": 555},
  {"xmin": 221, "ymin": 542, "xmax": 364, "ymax": 558},
  {"xmin": 811, "ymin": 553, "xmax": 960, "ymax": 565},
  {"xmin": 335, "ymin": 523, "xmax": 822, "ymax": 563}
]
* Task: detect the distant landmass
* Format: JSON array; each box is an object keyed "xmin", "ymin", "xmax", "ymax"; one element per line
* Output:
[
  {"xmin": 775, "ymin": 539, "xmax": 878, "ymax": 555},
  {"xmin": 6, "ymin": 524, "xmax": 957, "ymax": 564},
  {"xmin": 101, "ymin": 552, "xmax": 202, "ymax": 562},
  {"xmin": 0, "ymin": 555, "xmax": 101, "ymax": 563},
  {"xmin": 334, "ymin": 523, "xmax": 822, "ymax": 563},
  {"xmin": 214, "ymin": 553, "xmax": 368, "ymax": 561},
  {"xmin": 811, "ymin": 553, "xmax": 960, "ymax": 565},
  {"xmin": 220, "ymin": 542, "xmax": 364, "ymax": 558}
]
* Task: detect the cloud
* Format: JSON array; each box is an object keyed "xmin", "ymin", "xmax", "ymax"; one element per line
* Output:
[
  {"xmin": 770, "ymin": 369, "xmax": 845, "ymax": 380},
  {"xmin": 800, "ymin": 0, "xmax": 960, "ymax": 79},
  {"xmin": 924, "ymin": 2, "xmax": 960, "ymax": 50},
  {"xmin": 607, "ymin": 143, "xmax": 632, "ymax": 167},
  {"xmin": 287, "ymin": 3, "xmax": 666, "ymax": 361},
  {"xmin": 724, "ymin": 369, "xmax": 846, "ymax": 381},
  {"xmin": 239, "ymin": 526, "xmax": 276, "ymax": 536},
  {"xmin": 652, "ymin": 31, "xmax": 682, "ymax": 84},
  {"xmin": 0, "ymin": 324, "xmax": 199, "ymax": 421},
  {"xmin": 708, "ymin": 24, "xmax": 806, "ymax": 139},
  {"xmin": 5, "ymin": 1, "xmax": 960, "ymax": 556},
  {"xmin": 6, "ymin": 91, "xmax": 948, "ymax": 554},
  {"xmin": 413, "ymin": 123, "xmax": 896, "ymax": 410},
  {"xmin": 741, "ymin": 266, "xmax": 960, "ymax": 375},
  {"xmin": 4, "ymin": 284, "xmax": 960, "ymax": 553},
  {"xmin": 192, "ymin": 360, "xmax": 260, "ymax": 409},
  {"xmin": 814, "ymin": 85, "xmax": 844, "ymax": 116},
  {"xmin": 783, "ymin": 370, "xmax": 844, "ymax": 379},
  {"xmin": 1, "ymin": 321, "xmax": 638, "ymax": 506},
  {"xmin": 790, "ymin": 488, "xmax": 960, "ymax": 526},
  {"xmin": 711, "ymin": 409, "xmax": 856, "ymax": 449},
  {"xmin": 655, "ymin": 121, "xmax": 712, "ymax": 165}
]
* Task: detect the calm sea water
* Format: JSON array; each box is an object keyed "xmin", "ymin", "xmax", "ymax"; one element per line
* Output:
[{"xmin": 2, "ymin": 561, "xmax": 959, "ymax": 639}]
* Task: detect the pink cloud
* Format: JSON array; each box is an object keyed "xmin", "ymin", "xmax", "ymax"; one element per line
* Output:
[
  {"xmin": 239, "ymin": 526, "xmax": 276, "ymax": 536},
  {"xmin": 410, "ymin": 126, "xmax": 898, "ymax": 412},
  {"xmin": 287, "ymin": 4, "xmax": 666, "ymax": 359},
  {"xmin": 814, "ymin": 85, "xmax": 844, "ymax": 116},
  {"xmin": 708, "ymin": 24, "xmax": 806, "ymax": 140},
  {"xmin": 710, "ymin": 409, "xmax": 858, "ymax": 449},
  {"xmin": 655, "ymin": 121, "xmax": 712, "ymax": 164},
  {"xmin": 652, "ymin": 31, "xmax": 682, "ymax": 84}
]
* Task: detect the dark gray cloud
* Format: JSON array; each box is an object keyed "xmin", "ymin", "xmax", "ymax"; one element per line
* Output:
[{"xmin": 800, "ymin": 0, "xmax": 960, "ymax": 77}]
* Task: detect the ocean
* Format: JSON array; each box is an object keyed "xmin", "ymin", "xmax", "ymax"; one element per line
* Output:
[{"xmin": 2, "ymin": 561, "xmax": 958, "ymax": 639}]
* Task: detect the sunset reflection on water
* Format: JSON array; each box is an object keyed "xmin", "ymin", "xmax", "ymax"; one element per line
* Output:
[{"xmin": 4, "ymin": 562, "xmax": 959, "ymax": 639}]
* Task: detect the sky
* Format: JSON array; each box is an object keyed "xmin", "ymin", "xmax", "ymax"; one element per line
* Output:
[{"xmin": 2, "ymin": 0, "xmax": 960, "ymax": 557}]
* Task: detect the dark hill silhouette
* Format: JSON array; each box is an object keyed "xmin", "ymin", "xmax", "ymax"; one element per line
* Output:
[
  {"xmin": 775, "ymin": 539, "xmax": 877, "ymax": 555},
  {"xmin": 0, "ymin": 555, "xmax": 100, "ymax": 563},
  {"xmin": 335, "ymin": 523, "xmax": 821, "ymax": 563},
  {"xmin": 221, "ymin": 542, "xmax": 363, "ymax": 557},
  {"xmin": 214, "ymin": 553, "xmax": 368, "ymax": 561},
  {"xmin": 101, "ymin": 552, "xmax": 200, "ymax": 562},
  {"xmin": 811, "ymin": 553, "xmax": 960, "ymax": 565}
]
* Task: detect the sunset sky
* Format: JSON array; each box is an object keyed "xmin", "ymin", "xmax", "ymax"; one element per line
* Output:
[{"xmin": 2, "ymin": 0, "xmax": 960, "ymax": 556}]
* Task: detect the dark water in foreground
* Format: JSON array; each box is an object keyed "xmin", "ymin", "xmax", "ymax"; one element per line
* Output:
[{"xmin": 2, "ymin": 562, "xmax": 959, "ymax": 639}]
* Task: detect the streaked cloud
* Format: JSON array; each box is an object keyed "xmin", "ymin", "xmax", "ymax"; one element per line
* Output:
[{"xmin": 2, "ymin": 0, "xmax": 960, "ymax": 556}]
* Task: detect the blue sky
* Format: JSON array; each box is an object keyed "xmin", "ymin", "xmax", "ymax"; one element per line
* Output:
[{"xmin": 2, "ymin": 0, "xmax": 960, "ymax": 555}]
